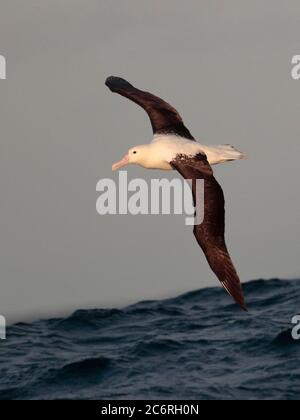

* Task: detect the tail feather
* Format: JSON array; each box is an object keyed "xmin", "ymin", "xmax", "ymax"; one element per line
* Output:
[{"xmin": 218, "ymin": 144, "xmax": 247, "ymax": 162}]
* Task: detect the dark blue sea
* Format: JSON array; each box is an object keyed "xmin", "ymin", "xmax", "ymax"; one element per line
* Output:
[{"xmin": 0, "ymin": 279, "xmax": 300, "ymax": 400}]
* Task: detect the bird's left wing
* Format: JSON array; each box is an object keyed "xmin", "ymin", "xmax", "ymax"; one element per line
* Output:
[
  {"xmin": 170, "ymin": 153, "xmax": 247, "ymax": 310},
  {"xmin": 105, "ymin": 76, "xmax": 195, "ymax": 140}
]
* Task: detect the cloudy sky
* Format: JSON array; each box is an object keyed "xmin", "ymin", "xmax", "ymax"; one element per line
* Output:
[{"xmin": 0, "ymin": 0, "xmax": 300, "ymax": 322}]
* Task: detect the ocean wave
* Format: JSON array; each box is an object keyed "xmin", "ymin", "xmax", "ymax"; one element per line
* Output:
[{"xmin": 0, "ymin": 278, "xmax": 300, "ymax": 400}]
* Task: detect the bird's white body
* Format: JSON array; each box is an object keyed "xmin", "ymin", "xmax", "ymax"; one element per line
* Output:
[{"xmin": 134, "ymin": 134, "xmax": 246, "ymax": 170}]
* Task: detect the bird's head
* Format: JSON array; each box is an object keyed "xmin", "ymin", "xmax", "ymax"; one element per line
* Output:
[{"xmin": 112, "ymin": 145, "xmax": 149, "ymax": 171}]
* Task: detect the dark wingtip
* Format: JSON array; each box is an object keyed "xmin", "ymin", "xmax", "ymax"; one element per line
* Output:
[
  {"xmin": 105, "ymin": 76, "xmax": 134, "ymax": 92},
  {"xmin": 221, "ymin": 278, "xmax": 247, "ymax": 312}
]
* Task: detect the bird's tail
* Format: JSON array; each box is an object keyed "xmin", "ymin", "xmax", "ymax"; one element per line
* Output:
[{"xmin": 217, "ymin": 144, "xmax": 247, "ymax": 162}]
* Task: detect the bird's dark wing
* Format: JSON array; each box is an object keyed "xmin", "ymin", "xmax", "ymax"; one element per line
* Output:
[
  {"xmin": 171, "ymin": 153, "xmax": 247, "ymax": 310},
  {"xmin": 105, "ymin": 76, "xmax": 195, "ymax": 140}
]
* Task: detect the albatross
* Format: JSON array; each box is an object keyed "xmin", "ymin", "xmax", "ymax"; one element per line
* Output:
[{"xmin": 105, "ymin": 76, "xmax": 247, "ymax": 310}]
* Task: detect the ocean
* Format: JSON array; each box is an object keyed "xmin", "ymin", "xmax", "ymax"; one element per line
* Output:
[{"xmin": 0, "ymin": 279, "xmax": 299, "ymax": 400}]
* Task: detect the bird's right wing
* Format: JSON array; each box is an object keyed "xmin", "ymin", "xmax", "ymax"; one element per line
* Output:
[
  {"xmin": 171, "ymin": 153, "xmax": 247, "ymax": 310},
  {"xmin": 105, "ymin": 76, "xmax": 195, "ymax": 140}
]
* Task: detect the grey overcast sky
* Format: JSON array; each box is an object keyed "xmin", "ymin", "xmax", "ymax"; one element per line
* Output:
[{"xmin": 0, "ymin": 0, "xmax": 300, "ymax": 323}]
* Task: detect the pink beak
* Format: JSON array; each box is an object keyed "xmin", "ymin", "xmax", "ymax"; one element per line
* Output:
[{"xmin": 112, "ymin": 154, "xmax": 130, "ymax": 171}]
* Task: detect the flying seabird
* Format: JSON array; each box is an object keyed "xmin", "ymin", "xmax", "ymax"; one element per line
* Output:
[{"xmin": 105, "ymin": 76, "xmax": 247, "ymax": 310}]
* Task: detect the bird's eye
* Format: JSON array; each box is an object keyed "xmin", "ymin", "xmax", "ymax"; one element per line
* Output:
[{"xmin": 133, "ymin": 151, "xmax": 137, "ymax": 154}]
